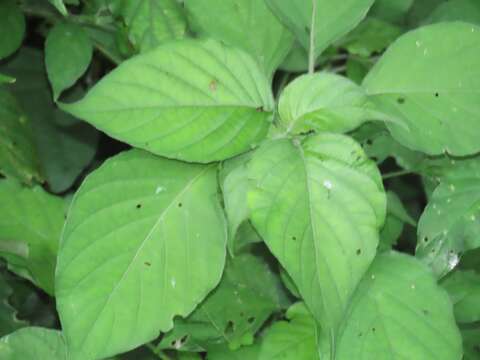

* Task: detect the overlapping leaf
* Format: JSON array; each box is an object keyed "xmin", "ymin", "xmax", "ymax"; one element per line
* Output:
[
  {"xmin": 441, "ymin": 270, "xmax": 480, "ymax": 324},
  {"xmin": 363, "ymin": 22, "xmax": 480, "ymax": 156},
  {"xmin": 62, "ymin": 39, "xmax": 274, "ymax": 163},
  {"xmin": 0, "ymin": 0, "xmax": 25, "ymax": 60},
  {"xmin": 56, "ymin": 149, "xmax": 227, "ymax": 360},
  {"xmin": 335, "ymin": 252, "xmax": 462, "ymax": 360},
  {"xmin": 0, "ymin": 327, "xmax": 66, "ymax": 359},
  {"xmin": 248, "ymin": 133, "xmax": 386, "ymax": 349}
]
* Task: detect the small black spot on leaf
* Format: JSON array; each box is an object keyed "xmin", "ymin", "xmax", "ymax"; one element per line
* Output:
[
  {"xmin": 136, "ymin": 204, "xmax": 142, "ymax": 209},
  {"xmin": 144, "ymin": 262, "xmax": 151, "ymax": 266},
  {"xmin": 247, "ymin": 316, "xmax": 255, "ymax": 324},
  {"xmin": 435, "ymin": 92, "xmax": 439, "ymax": 97},
  {"xmin": 178, "ymin": 203, "xmax": 183, "ymax": 208},
  {"xmin": 372, "ymin": 327, "xmax": 376, "ymax": 332},
  {"xmin": 356, "ymin": 249, "xmax": 361, "ymax": 255},
  {"xmin": 397, "ymin": 97, "xmax": 405, "ymax": 104},
  {"xmin": 292, "ymin": 236, "xmax": 297, "ymax": 241}
]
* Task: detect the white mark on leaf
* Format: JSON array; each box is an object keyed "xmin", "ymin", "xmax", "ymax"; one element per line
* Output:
[
  {"xmin": 323, "ymin": 180, "xmax": 333, "ymax": 190},
  {"xmin": 171, "ymin": 278, "xmax": 176, "ymax": 288},
  {"xmin": 155, "ymin": 186, "xmax": 165, "ymax": 194}
]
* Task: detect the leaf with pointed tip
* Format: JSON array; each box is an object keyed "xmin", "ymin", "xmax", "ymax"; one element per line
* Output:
[
  {"xmin": 363, "ymin": 22, "xmax": 480, "ymax": 156},
  {"xmin": 441, "ymin": 270, "xmax": 480, "ymax": 324},
  {"xmin": 120, "ymin": 0, "xmax": 187, "ymax": 53},
  {"xmin": 0, "ymin": 327, "xmax": 66, "ymax": 359},
  {"xmin": 416, "ymin": 159, "xmax": 480, "ymax": 278},
  {"xmin": 0, "ymin": 179, "xmax": 65, "ymax": 295},
  {"xmin": 185, "ymin": 0, "xmax": 294, "ymax": 76},
  {"xmin": 248, "ymin": 133, "xmax": 386, "ymax": 347},
  {"xmin": 45, "ymin": 22, "xmax": 93, "ymax": 100},
  {"xmin": 0, "ymin": 0, "xmax": 25, "ymax": 60},
  {"xmin": 62, "ymin": 39, "xmax": 274, "ymax": 163},
  {"xmin": 0, "ymin": 88, "xmax": 42, "ymax": 185},
  {"xmin": 55, "ymin": 149, "xmax": 227, "ymax": 360},
  {"xmin": 49, "ymin": 0, "xmax": 68, "ymax": 16},
  {"xmin": 265, "ymin": 0, "xmax": 374, "ymax": 58},
  {"xmin": 259, "ymin": 303, "xmax": 320, "ymax": 360},
  {"xmin": 335, "ymin": 252, "xmax": 462, "ymax": 360},
  {"xmin": 278, "ymin": 73, "xmax": 382, "ymax": 135}
]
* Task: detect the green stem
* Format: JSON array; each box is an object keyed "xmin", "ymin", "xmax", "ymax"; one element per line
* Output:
[
  {"xmin": 382, "ymin": 169, "xmax": 415, "ymax": 180},
  {"xmin": 308, "ymin": 0, "xmax": 317, "ymax": 74}
]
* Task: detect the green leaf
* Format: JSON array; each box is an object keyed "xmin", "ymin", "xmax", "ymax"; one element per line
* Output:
[
  {"xmin": 55, "ymin": 149, "xmax": 227, "ymax": 360},
  {"xmin": 363, "ymin": 22, "xmax": 480, "ymax": 156},
  {"xmin": 45, "ymin": 22, "xmax": 93, "ymax": 100},
  {"xmin": 0, "ymin": 327, "xmax": 66, "ymax": 359},
  {"xmin": 278, "ymin": 73, "xmax": 380, "ymax": 135},
  {"xmin": 265, "ymin": 0, "xmax": 374, "ymax": 58},
  {"xmin": 120, "ymin": 0, "xmax": 187, "ymax": 53},
  {"xmin": 185, "ymin": 0, "xmax": 294, "ymax": 76},
  {"xmin": 335, "ymin": 251, "xmax": 462, "ymax": 360},
  {"xmin": 0, "ymin": 272, "xmax": 26, "ymax": 337},
  {"xmin": 462, "ymin": 325, "xmax": 480, "ymax": 360},
  {"xmin": 259, "ymin": 303, "xmax": 320, "ymax": 360},
  {"xmin": 0, "ymin": 87, "xmax": 42, "ymax": 185},
  {"xmin": 0, "ymin": 74, "xmax": 15, "ymax": 84},
  {"xmin": 441, "ymin": 270, "xmax": 480, "ymax": 323},
  {"xmin": 219, "ymin": 153, "xmax": 250, "ymax": 253},
  {"xmin": 0, "ymin": 179, "xmax": 65, "ymax": 294},
  {"xmin": 1, "ymin": 48, "xmax": 99, "ymax": 193},
  {"xmin": 416, "ymin": 159, "xmax": 480, "ymax": 278},
  {"xmin": 159, "ymin": 251, "xmax": 288, "ymax": 351},
  {"xmin": 0, "ymin": 0, "xmax": 25, "ymax": 60},
  {"xmin": 49, "ymin": 0, "xmax": 68, "ymax": 16},
  {"xmin": 339, "ymin": 18, "xmax": 403, "ymax": 57},
  {"xmin": 206, "ymin": 343, "xmax": 260, "ymax": 360},
  {"xmin": 248, "ymin": 134, "xmax": 386, "ymax": 348},
  {"xmin": 62, "ymin": 39, "xmax": 274, "ymax": 163},
  {"xmin": 370, "ymin": 0, "xmax": 414, "ymax": 23},
  {"xmin": 426, "ymin": 0, "xmax": 480, "ymax": 25}
]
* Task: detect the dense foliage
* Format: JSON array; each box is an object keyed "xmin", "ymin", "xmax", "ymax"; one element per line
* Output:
[{"xmin": 1, "ymin": 0, "xmax": 480, "ymax": 359}]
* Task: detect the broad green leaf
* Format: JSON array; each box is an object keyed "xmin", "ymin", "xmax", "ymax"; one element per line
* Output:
[
  {"xmin": 219, "ymin": 153, "xmax": 250, "ymax": 253},
  {"xmin": 56, "ymin": 149, "xmax": 227, "ymax": 360},
  {"xmin": 406, "ymin": 0, "xmax": 447, "ymax": 26},
  {"xmin": 0, "ymin": 87, "xmax": 42, "ymax": 185},
  {"xmin": 0, "ymin": 179, "xmax": 65, "ymax": 294},
  {"xmin": 265, "ymin": 0, "xmax": 374, "ymax": 58},
  {"xmin": 379, "ymin": 191, "xmax": 415, "ymax": 252},
  {"xmin": 0, "ymin": 273, "xmax": 25, "ymax": 337},
  {"xmin": 49, "ymin": 0, "xmax": 68, "ymax": 16},
  {"xmin": 248, "ymin": 134, "xmax": 386, "ymax": 347},
  {"xmin": 339, "ymin": 18, "xmax": 402, "ymax": 57},
  {"xmin": 0, "ymin": 0, "xmax": 25, "ymax": 60},
  {"xmin": 62, "ymin": 39, "xmax": 274, "ymax": 163},
  {"xmin": 120, "ymin": 0, "xmax": 187, "ymax": 53},
  {"xmin": 185, "ymin": 0, "xmax": 294, "ymax": 76},
  {"xmin": 335, "ymin": 251, "xmax": 462, "ymax": 360},
  {"xmin": 207, "ymin": 343, "xmax": 260, "ymax": 360},
  {"xmin": 278, "ymin": 73, "xmax": 379, "ymax": 135},
  {"xmin": 0, "ymin": 327, "xmax": 66, "ymax": 359},
  {"xmin": 462, "ymin": 325, "xmax": 480, "ymax": 360},
  {"xmin": 45, "ymin": 22, "xmax": 93, "ymax": 100},
  {"xmin": 416, "ymin": 159, "xmax": 480, "ymax": 278},
  {"xmin": 441, "ymin": 270, "xmax": 480, "ymax": 323},
  {"xmin": 159, "ymin": 251, "xmax": 288, "ymax": 351},
  {"xmin": 1, "ymin": 48, "xmax": 99, "ymax": 193},
  {"xmin": 426, "ymin": 0, "xmax": 480, "ymax": 25},
  {"xmin": 370, "ymin": 0, "xmax": 414, "ymax": 23},
  {"xmin": 363, "ymin": 22, "xmax": 480, "ymax": 156},
  {"xmin": 259, "ymin": 303, "xmax": 320, "ymax": 360}
]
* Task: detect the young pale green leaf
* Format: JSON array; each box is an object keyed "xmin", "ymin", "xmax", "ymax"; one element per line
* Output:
[
  {"xmin": 45, "ymin": 22, "xmax": 93, "ymax": 100},
  {"xmin": 335, "ymin": 251, "xmax": 462, "ymax": 360},
  {"xmin": 248, "ymin": 134, "xmax": 386, "ymax": 349},
  {"xmin": 184, "ymin": 0, "xmax": 294, "ymax": 76},
  {"xmin": 426, "ymin": 0, "xmax": 480, "ymax": 25},
  {"xmin": 278, "ymin": 73, "xmax": 380, "ymax": 135},
  {"xmin": 159, "ymin": 251, "xmax": 289, "ymax": 351},
  {"xmin": 265, "ymin": 0, "xmax": 374, "ymax": 58},
  {"xmin": 0, "ymin": 87, "xmax": 42, "ymax": 185},
  {"xmin": 0, "ymin": 0, "xmax": 25, "ymax": 60},
  {"xmin": 0, "ymin": 179, "xmax": 65, "ymax": 295},
  {"xmin": 56, "ymin": 149, "xmax": 227, "ymax": 360},
  {"xmin": 0, "ymin": 273, "xmax": 26, "ymax": 337},
  {"xmin": 219, "ymin": 153, "xmax": 250, "ymax": 253},
  {"xmin": 120, "ymin": 0, "xmax": 187, "ymax": 53},
  {"xmin": 0, "ymin": 327, "xmax": 66, "ymax": 359},
  {"xmin": 2, "ymin": 48, "xmax": 99, "ymax": 193},
  {"xmin": 363, "ymin": 22, "xmax": 480, "ymax": 156},
  {"xmin": 62, "ymin": 39, "xmax": 274, "ymax": 163},
  {"xmin": 416, "ymin": 159, "xmax": 480, "ymax": 278},
  {"xmin": 259, "ymin": 303, "xmax": 320, "ymax": 360},
  {"xmin": 441, "ymin": 270, "xmax": 480, "ymax": 323}
]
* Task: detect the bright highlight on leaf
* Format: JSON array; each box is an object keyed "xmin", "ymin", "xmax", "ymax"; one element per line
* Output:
[
  {"xmin": 62, "ymin": 39, "xmax": 274, "ymax": 163},
  {"xmin": 55, "ymin": 149, "xmax": 227, "ymax": 360}
]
